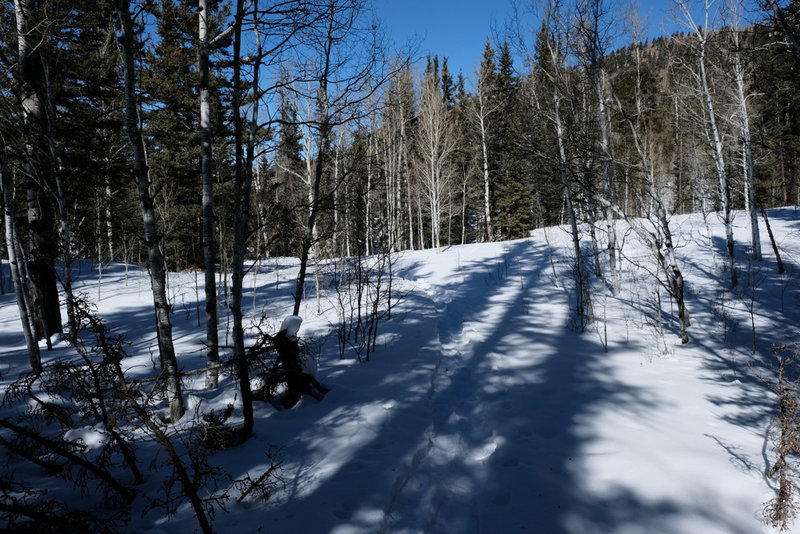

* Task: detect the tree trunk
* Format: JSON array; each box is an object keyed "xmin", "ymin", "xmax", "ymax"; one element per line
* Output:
[
  {"xmin": 105, "ymin": 184, "xmax": 115, "ymax": 260},
  {"xmin": 199, "ymin": 0, "xmax": 220, "ymax": 388},
  {"xmin": 732, "ymin": 33, "xmax": 762, "ymax": 262},
  {"xmin": 231, "ymin": 0, "xmax": 254, "ymax": 438},
  {"xmin": 293, "ymin": 121, "xmax": 329, "ymax": 315},
  {"xmin": 403, "ymin": 117, "xmax": 414, "ymax": 251},
  {"xmin": 366, "ymin": 132, "xmax": 373, "ymax": 256},
  {"xmin": 42, "ymin": 51, "xmax": 77, "ymax": 340},
  {"xmin": 690, "ymin": 3, "xmax": 737, "ymax": 286},
  {"xmin": 586, "ymin": 190, "xmax": 602, "ymax": 277},
  {"xmin": 2, "ymin": 146, "xmax": 42, "ymax": 371},
  {"xmin": 554, "ymin": 73, "xmax": 593, "ymax": 327},
  {"xmin": 612, "ymin": 41, "xmax": 690, "ymax": 343},
  {"xmin": 14, "ymin": 0, "xmax": 62, "ymax": 342},
  {"xmin": 701, "ymin": 48, "xmax": 736, "ymax": 287},
  {"xmin": 461, "ymin": 172, "xmax": 467, "ymax": 245},
  {"xmin": 595, "ymin": 69, "xmax": 618, "ymax": 294},
  {"xmin": 292, "ymin": 7, "xmax": 335, "ymax": 315},
  {"xmin": 115, "ymin": 0, "xmax": 184, "ymax": 422},
  {"xmin": 477, "ymin": 90, "xmax": 494, "ymax": 242},
  {"xmin": 761, "ymin": 207, "xmax": 785, "ymax": 275}
]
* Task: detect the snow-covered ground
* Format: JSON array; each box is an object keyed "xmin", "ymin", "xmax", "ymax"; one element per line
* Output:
[{"xmin": 2, "ymin": 208, "xmax": 800, "ymax": 533}]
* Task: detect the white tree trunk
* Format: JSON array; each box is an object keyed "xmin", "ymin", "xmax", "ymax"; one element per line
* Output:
[
  {"xmin": 199, "ymin": 0, "xmax": 220, "ymax": 388},
  {"xmin": 476, "ymin": 85, "xmax": 494, "ymax": 242},
  {"xmin": 595, "ymin": 70, "xmax": 619, "ymax": 294},
  {"xmin": 731, "ymin": 29, "xmax": 762, "ymax": 261},
  {"xmin": 2, "ymin": 150, "xmax": 41, "ymax": 370},
  {"xmin": 15, "ymin": 0, "xmax": 62, "ymax": 342},
  {"xmin": 701, "ymin": 38, "xmax": 737, "ymax": 286},
  {"xmin": 680, "ymin": 0, "xmax": 737, "ymax": 286}
]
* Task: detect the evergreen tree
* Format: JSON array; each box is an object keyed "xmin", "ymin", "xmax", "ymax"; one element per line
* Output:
[
  {"xmin": 527, "ymin": 21, "xmax": 566, "ymax": 227},
  {"xmin": 450, "ymin": 69, "xmax": 478, "ymax": 245},
  {"xmin": 754, "ymin": 17, "xmax": 800, "ymax": 205},
  {"xmin": 491, "ymin": 41, "xmax": 533, "ymax": 238},
  {"xmin": 441, "ymin": 57, "xmax": 455, "ymax": 109},
  {"xmin": 144, "ymin": 0, "xmax": 202, "ymax": 269},
  {"xmin": 143, "ymin": 0, "xmax": 231, "ymax": 270}
]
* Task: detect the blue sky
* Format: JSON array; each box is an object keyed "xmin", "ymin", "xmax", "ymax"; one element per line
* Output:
[
  {"xmin": 373, "ymin": 0, "xmax": 760, "ymax": 83},
  {"xmin": 375, "ymin": 0, "xmax": 513, "ymax": 78}
]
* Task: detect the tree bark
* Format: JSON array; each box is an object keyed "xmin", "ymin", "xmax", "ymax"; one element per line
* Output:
[
  {"xmin": 577, "ymin": 0, "xmax": 618, "ymax": 293},
  {"xmin": 700, "ymin": 32, "xmax": 737, "ymax": 287},
  {"xmin": 595, "ymin": 69, "xmax": 618, "ymax": 293},
  {"xmin": 292, "ymin": 4, "xmax": 339, "ymax": 315},
  {"xmin": 680, "ymin": 0, "xmax": 737, "ymax": 287},
  {"xmin": 231, "ymin": 0, "xmax": 254, "ymax": 438},
  {"xmin": 115, "ymin": 0, "xmax": 184, "ymax": 422},
  {"xmin": 199, "ymin": 0, "xmax": 220, "ymax": 388},
  {"xmin": 761, "ymin": 207, "xmax": 785, "ymax": 275},
  {"xmin": 2, "ymin": 146, "xmax": 42, "ymax": 371},
  {"xmin": 611, "ymin": 31, "xmax": 690, "ymax": 343},
  {"xmin": 41, "ymin": 48, "xmax": 77, "ymax": 339},
  {"xmin": 477, "ymin": 87, "xmax": 494, "ymax": 242},
  {"xmin": 14, "ymin": 0, "xmax": 62, "ymax": 342},
  {"xmin": 731, "ymin": 28, "xmax": 762, "ymax": 262}
]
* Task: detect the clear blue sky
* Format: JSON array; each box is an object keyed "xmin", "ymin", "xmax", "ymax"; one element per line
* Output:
[
  {"xmin": 375, "ymin": 0, "xmax": 513, "ymax": 78},
  {"xmin": 374, "ymin": 0, "xmax": 762, "ymax": 82}
]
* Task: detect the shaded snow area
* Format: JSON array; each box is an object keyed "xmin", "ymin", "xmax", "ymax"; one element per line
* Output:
[{"xmin": 2, "ymin": 208, "xmax": 800, "ymax": 533}]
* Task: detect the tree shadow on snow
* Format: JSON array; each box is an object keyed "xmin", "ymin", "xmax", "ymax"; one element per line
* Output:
[{"xmin": 229, "ymin": 239, "xmax": 756, "ymax": 534}]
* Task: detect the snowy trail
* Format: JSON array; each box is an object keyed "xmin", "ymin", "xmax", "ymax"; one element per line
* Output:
[{"xmin": 380, "ymin": 239, "xmax": 578, "ymax": 532}]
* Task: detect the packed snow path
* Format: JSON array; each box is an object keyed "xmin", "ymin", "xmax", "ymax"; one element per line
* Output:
[{"xmin": 379, "ymin": 240, "xmax": 578, "ymax": 533}]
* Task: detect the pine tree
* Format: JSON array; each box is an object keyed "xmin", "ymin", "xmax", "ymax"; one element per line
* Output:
[
  {"xmin": 450, "ymin": 69, "xmax": 477, "ymax": 245},
  {"xmin": 144, "ymin": 0, "xmax": 203, "ymax": 269},
  {"xmin": 441, "ymin": 57, "xmax": 455, "ymax": 109},
  {"xmin": 142, "ymin": 0, "xmax": 231, "ymax": 270},
  {"xmin": 754, "ymin": 15, "xmax": 800, "ymax": 206},
  {"xmin": 491, "ymin": 41, "xmax": 533, "ymax": 239}
]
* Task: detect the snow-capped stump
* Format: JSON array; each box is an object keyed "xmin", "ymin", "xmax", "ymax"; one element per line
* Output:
[
  {"xmin": 273, "ymin": 315, "xmax": 329, "ymax": 408},
  {"xmin": 279, "ymin": 315, "xmax": 303, "ymax": 339}
]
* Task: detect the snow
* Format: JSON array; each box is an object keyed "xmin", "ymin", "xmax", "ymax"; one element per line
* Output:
[
  {"xmin": 1, "ymin": 208, "xmax": 800, "ymax": 533},
  {"xmin": 280, "ymin": 315, "xmax": 304, "ymax": 338}
]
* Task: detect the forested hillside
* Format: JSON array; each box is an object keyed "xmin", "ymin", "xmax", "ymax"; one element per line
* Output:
[{"xmin": 1, "ymin": 0, "xmax": 799, "ymax": 531}]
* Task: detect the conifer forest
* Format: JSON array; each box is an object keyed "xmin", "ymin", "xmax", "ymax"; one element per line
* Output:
[{"xmin": 1, "ymin": 0, "xmax": 800, "ymax": 532}]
